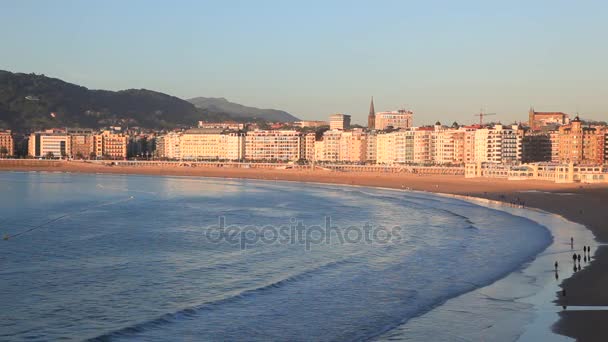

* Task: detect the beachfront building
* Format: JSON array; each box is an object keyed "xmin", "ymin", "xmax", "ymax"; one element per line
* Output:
[
  {"xmin": 314, "ymin": 140, "xmax": 325, "ymax": 162},
  {"xmin": 179, "ymin": 128, "xmax": 224, "ymax": 160},
  {"xmin": 329, "ymin": 114, "xmax": 351, "ymax": 131},
  {"xmin": 301, "ymin": 133, "xmax": 316, "ymax": 161},
  {"xmin": 522, "ymin": 131, "xmax": 553, "ymax": 163},
  {"xmin": 317, "ymin": 130, "xmax": 341, "ymax": 161},
  {"xmin": 466, "ymin": 162, "xmax": 608, "ymax": 184},
  {"xmin": 245, "ymin": 130, "xmax": 301, "ymax": 161},
  {"xmin": 28, "ymin": 131, "xmax": 71, "ymax": 158},
  {"xmin": 155, "ymin": 132, "xmax": 182, "ymax": 159},
  {"xmin": 314, "ymin": 129, "xmax": 368, "ymax": 163},
  {"xmin": 0, "ymin": 130, "xmax": 14, "ymax": 157},
  {"xmin": 462, "ymin": 127, "xmax": 478, "ymax": 164},
  {"xmin": 557, "ymin": 116, "xmax": 606, "ymax": 165},
  {"xmin": 374, "ymin": 110, "xmax": 413, "ymax": 130},
  {"xmin": 550, "ymin": 131, "xmax": 560, "ymax": 163},
  {"xmin": 604, "ymin": 132, "xmax": 608, "ymax": 164},
  {"xmin": 376, "ymin": 130, "xmax": 415, "ymax": 164},
  {"xmin": 70, "ymin": 134, "xmax": 95, "ymax": 159},
  {"xmin": 413, "ymin": 128, "xmax": 433, "ymax": 164},
  {"xmin": 432, "ymin": 126, "xmax": 466, "ymax": 165},
  {"xmin": 339, "ymin": 129, "xmax": 367, "ymax": 163},
  {"xmin": 473, "ymin": 124, "xmax": 523, "ymax": 164},
  {"xmin": 220, "ymin": 132, "xmax": 246, "ymax": 160},
  {"xmin": 376, "ymin": 127, "xmax": 461, "ymax": 165},
  {"xmin": 93, "ymin": 131, "xmax": 128, "ymax": 160},
  {"xmin": 366, "ymin": 132, "xmax": 377, "ymax": 164}
]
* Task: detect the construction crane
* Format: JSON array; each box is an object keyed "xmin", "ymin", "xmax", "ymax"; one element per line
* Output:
[{"xmin": 473, "ymin": 110, "xmax": 496, "ymax": 126}]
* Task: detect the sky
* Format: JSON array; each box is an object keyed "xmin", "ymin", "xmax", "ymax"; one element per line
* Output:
[{"xmin": 1, "ymin": 0, "xmax": 607, "ymax": 125}]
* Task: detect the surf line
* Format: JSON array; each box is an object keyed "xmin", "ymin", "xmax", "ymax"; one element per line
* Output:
[{"xmin": 2, "ymin": 196, "xmax": 134, "ymax": 240}]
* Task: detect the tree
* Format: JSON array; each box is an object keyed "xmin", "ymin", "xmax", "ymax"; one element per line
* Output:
[
  {"xmin": 45, "ymin": 152, "xmax": 55, "ymax": 159},
  {"xmin": 75, "ymin": 152, "xmax": 84, "ymax": 160},
  {"xmin": 0, "ymin": 146, "xmax": 8, "ymax": 157},
  {"xmin": 90, "ymin": 152, "xmax": 96, "ymax": 159}
]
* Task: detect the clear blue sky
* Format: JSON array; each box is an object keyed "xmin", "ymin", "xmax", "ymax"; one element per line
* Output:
[{"xmin": 2, "ymin": 0, "xmax": 607, "ymax": 124}]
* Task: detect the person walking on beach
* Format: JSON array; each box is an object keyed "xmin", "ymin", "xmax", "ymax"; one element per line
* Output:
[
  {"xmin": 555, "ymin": 261, "xmax": 558, "ymax": 270},
  {"xmin": 573, "ymin": 253, "xmax": 577, "ymax": 263},
  {"xmin": 570, "ymin": 237, "xmax": 574, "ymax": 249},
  {"xmin": 577, "ymin": 254, "xmax": 581, "ymax": 263}
]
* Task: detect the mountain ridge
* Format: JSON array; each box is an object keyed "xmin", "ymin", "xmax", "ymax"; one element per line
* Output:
[
  {"xmin": 188, "ymin": 96, "xmax": 299, "ymax": 122},
  {"xmin": 0, "ymin": 71, "xmax": 232, "ymax": 130}
]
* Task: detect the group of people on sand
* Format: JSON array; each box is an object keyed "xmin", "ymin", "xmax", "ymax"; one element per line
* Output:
[
  {"xmin": 557, "ymin": 238, "xmax": 594, "ymax": 309},
  {"xmin": 554, "ymin": 238, "xmax": 592, "ymax": 281}
]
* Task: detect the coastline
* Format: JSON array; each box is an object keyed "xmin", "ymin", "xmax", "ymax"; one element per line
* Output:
[{"xmin": 2, "ymin": 161, "xmax": 607, "ymax": 340}]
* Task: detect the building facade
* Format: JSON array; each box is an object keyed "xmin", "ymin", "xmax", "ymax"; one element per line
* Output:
[
  {"xmin": 528, "ymin": 108, "xmax": 570, "ymax": 131},
  {"xmin": 179, "ymin": 128, "xmax": 224, "ymax": 160},
  {"xmin": 557, "ymin": 117, "xmax": 605, "ymax": 164},
  {"xmin": 374, "ymin": 110, "xmax": 413, "ymax": 131},
  {"xmin": 94, "ymin": 131, "xmax": 128, "ymax": 159},
  {"xmin": 155, "ymin": 132, "xmax": 182, "ymax": 159},
  {"xmin": 245, "ymin": 130, "xmax": 301, "ymax": 161},
  {"xmin": 70, "ymin": 134, "xmax": 95, "ymax": 159},
  {"xmin": 522, "ymin": 131, "xmax": 553, "ymax": 163},
  {"xmin": 329, "ymin": 114, "xmax": 351, "ymax": 130},
  {"xmin": 474, "ymin": 124, "xmax": 522, "ymax": 164},
  {"xmin": 0, "ymin": 130, "xmax": 14, "ymax": 156},
  {"xmin": 28, "ymin": 132, "xmax": 70, "ymax": 158}
]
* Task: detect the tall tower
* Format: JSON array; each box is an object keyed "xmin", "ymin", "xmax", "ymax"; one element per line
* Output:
[
  {"xmin": 528, "ymin": 106, "xmax": 536, "ymax": 130},
  {"xmin": 368, "ymin": 96, "xmax": 376, "ymax": 130}
]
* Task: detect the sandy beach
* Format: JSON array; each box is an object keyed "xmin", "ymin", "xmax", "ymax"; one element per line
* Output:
[{"xmin": 2, "ymin": 160, "xmax": 607, "ymax": 340}]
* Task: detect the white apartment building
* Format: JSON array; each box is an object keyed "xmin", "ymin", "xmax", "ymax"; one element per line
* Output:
[
  {"xmin": 318, "ymin": 130, "xmax": 342, "ymax": 161},
  {"xmin": 432, "ymin": 126, "xmax": 466, "ymax": 165},
  {"xmin": 220, "ymin": 133, "xmax": 246, "ymax": 160},
  {"xmin": 179, "ymin": 129, "xmax": 224, "ymax": 160},
  {"xmin": 301, "ymin": 133, "xmax": 316, "ymax": 161},
  {"xmin": 339, "ymin": 129, "xmax": 367, "ymax": 163},
  {"xmin": 474, "ymin": 124, "xmax": 523, "ymax": 164},
  {"xmin": 28, "ymin": 132, "xmax": 70, "ymax": 158},
  {"xmin": 314, "ymin": 129, "xmax": 367, "ymax": 163},
  {"xmin": 245, "ymin": 130, "xmax": 301, "ymax": 161},
  {"xmin": 155, "ymin": 130, "xmax": 244, "ymax": 161},
  {"xmin": 366, "ymin": 132, "xmax": 377, "ymax": 163}
]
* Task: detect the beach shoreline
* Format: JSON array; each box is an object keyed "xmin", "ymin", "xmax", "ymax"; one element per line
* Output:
[{"xmin": 2, "ymin": 161, "xmax": 607, "ymax": 340}]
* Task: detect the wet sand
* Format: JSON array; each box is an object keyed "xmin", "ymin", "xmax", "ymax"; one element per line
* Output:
[{"xmin": 2, "ymin": 161, "xmax": 607, "ymax": 340}]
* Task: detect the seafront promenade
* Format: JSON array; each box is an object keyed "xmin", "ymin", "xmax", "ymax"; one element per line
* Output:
[{"xmin": 0, "ymin": 159, "xmax": 466, "ymax": 175}]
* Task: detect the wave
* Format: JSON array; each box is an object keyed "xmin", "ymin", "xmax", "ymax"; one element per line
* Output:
[{"xmin": 85, "ymin": 258, "xmax": 355, "ymax": 341}]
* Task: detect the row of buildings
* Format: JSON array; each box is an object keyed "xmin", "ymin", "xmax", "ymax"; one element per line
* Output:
[
  {"xmin": 24, "ymin": 129, "xmax": 129, "ymax": 159},
  {"xmin": 1, "ymin": 104, "xmax": 605, "ymax": 167},
  {"xmin": 152, "ymin": 114, "xmax": 607, "ymax": 165}
]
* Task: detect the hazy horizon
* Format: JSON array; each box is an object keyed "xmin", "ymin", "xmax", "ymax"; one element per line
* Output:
[{"xmin": 2, "ymin": 0, "xmax": 607, "ymax": 125}]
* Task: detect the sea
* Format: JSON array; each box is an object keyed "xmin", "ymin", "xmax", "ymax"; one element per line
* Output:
[{"xmin": 0, "ymin": 172, "xmax": 559, "ymax": 341}]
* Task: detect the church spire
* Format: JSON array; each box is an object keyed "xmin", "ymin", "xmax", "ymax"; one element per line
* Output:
[
  {"xmin": 369, "ymin": 96, "xmax": 375, "ymax": 116},
  {"xmin": 368, "ymin": 96, "xmax": 376, "ymax": 130}
]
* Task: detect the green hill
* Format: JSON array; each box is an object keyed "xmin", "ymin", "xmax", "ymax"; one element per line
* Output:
[{"xmin": 0, "ymin": 70, "xmax": 232, "ymax": 130}]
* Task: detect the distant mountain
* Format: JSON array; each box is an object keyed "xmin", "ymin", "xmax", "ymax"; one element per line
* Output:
[
  {"xmin": 0, "ymin": 70, "xmax": 233, "ymax": 130},
  {"xmin": 188, "ymin": 97, "xmax": 299, "ymax": 122}
]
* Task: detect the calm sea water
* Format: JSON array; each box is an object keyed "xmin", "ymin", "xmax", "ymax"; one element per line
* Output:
[{"xmin": 0, "ymin": 172, "xmax": 551, "ymax": 341}]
